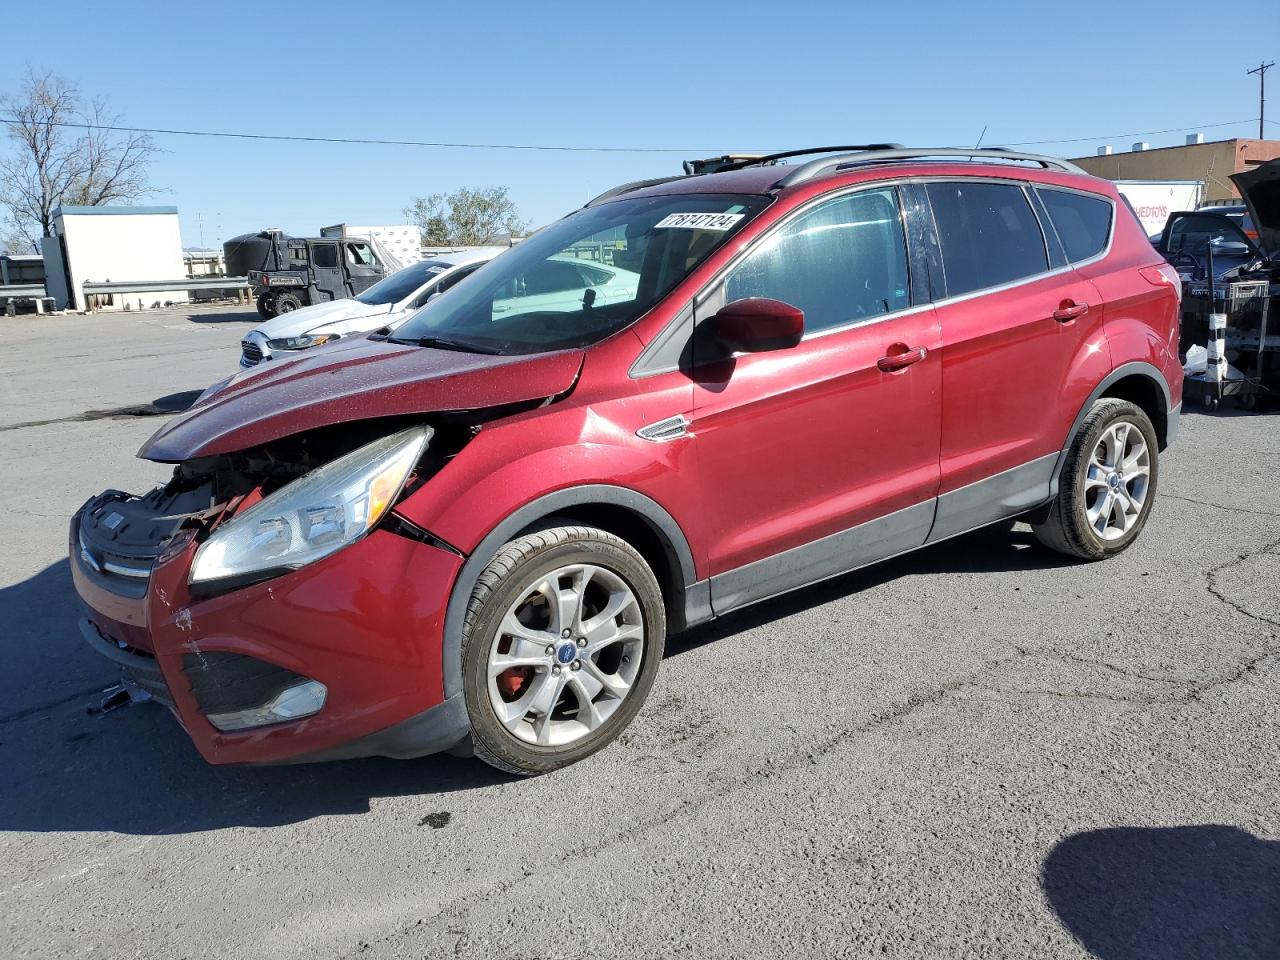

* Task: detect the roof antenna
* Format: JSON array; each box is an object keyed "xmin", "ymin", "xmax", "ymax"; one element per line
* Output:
[{"xmin": 974, "ymin": 125, "xmax": 988, "ymax": 149}]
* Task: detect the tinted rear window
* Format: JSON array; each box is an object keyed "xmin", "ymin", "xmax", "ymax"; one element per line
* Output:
[
  {"xmin": 1038, "ymin": 188, "xmax": 1113, "ymax": 263},
  {"xmin": 926, "ymin": 182, "xmax": 1049, "ymax": 296}
]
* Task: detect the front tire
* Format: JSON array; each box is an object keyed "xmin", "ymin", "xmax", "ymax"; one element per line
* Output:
[
  {"xmin": 1032, "ymin": 398, "xmax": 1159, "ymax": 560},
  {"xmin": 461, "ymin": 526, "xmax": 666, "ymax": 775}
]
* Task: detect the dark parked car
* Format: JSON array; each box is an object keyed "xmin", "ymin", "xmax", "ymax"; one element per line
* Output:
[{"xmin": 1156, "ymin": 210, "xmax": 1261, "ymax": 284}]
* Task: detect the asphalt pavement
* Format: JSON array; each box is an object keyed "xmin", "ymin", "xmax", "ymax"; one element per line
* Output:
[{"xmin": 2, "ymin": 304, "xmax": 1278, "ymax": 959}]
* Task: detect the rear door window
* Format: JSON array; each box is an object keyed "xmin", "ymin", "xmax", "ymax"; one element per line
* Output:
[
  {"xmin": 926, "ymin": 182, "xmax": 1049, "ymax": 296},
  {"xmin": 1038, "ymin": 188, "xmax": 1113, "ymax": 263},
  {"xmin": 724, "ymin": 187, "xmax": 910, "ymax": 335}
]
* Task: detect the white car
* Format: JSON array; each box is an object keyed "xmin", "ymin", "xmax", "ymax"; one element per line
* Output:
[
  {"xmin": 239, "ymin": 247, "xmax": 504, "ymax": 367},
  {"xmin": 491, "ymin": 256, "xmax": 639, "ymax": 318}
]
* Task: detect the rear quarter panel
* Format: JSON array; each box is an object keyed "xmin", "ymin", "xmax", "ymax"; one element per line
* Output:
[{"xmin": 1073, "ymin": 184, "xmax": 1183, "ymax": 417}]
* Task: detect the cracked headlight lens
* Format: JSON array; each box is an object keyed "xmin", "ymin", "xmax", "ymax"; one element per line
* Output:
[{"xmin": 190, "ymin": 426, "xmax": 431, "ymax": 585}]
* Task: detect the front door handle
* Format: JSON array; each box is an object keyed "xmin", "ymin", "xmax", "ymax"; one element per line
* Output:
[
  {"xmin": 1053, "ymin": 301, "xmax": 1089, "ymax": 323},
  {"xmin": 877, "ymin": 344, "xmax": 928, "ymax": 372}
]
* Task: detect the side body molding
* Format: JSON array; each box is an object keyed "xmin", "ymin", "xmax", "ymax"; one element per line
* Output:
[{"xmin": 438, "ymin": 485, "xmax": 705, "ymax": 699}]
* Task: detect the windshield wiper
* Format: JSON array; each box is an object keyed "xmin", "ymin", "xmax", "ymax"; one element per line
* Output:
[{"xmin": 413, "ymin": 335, "xmax": 500, "ymax": 355}]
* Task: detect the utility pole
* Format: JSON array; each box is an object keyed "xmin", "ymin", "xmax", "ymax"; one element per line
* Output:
[{"xmin": 1248, "ymin": 61, "xmax": 1274, "ymax": 139}]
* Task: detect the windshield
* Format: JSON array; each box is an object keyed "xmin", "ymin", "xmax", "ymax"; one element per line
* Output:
[
  {"xmin": 355, "ymin": 260, "xmax": 453, "ymax": 305},
  {"xmin": 390, "ymin": 193, "xmax": 769, "ymax": 355}
]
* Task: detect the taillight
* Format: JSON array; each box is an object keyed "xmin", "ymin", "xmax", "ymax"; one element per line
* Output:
[{"xmin": 261, "ymin": 274, "xmax": 269, "ymax": 285}]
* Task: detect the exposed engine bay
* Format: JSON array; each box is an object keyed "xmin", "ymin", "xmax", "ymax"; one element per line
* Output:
[{"xmin": 76, "ymin": 416, "xmax": 478, "ymax": 594}]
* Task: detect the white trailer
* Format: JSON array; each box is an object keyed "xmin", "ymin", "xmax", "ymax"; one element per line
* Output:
[
  {"xmin": 1114, "ymin": 180, "xmax": 1205, "ymax": 239},
  {"xmin": 320, "ymin": 223, "xmax": 421, "ymax": 270}
]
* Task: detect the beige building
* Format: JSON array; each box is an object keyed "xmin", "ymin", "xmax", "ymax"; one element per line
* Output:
[{"xmin": 1071, "ymin": 138, "xmax": 1280, "ymax": 202}]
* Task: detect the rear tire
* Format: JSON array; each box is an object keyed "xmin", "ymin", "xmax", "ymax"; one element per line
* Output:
[
  {"xmin": 274, "ymin": 292, "xmax": 303, "ymax": 314},
  {"xmin": 255, "ymin": 294, "xmax": 275, "ymax": 319},
  {"xmin": 461, "ymin": 525, "xmax": 666, "ymax": 775},
  {"xmin": 1032, "ymin": 398, "xmax": 1159, "ymax": 561}
]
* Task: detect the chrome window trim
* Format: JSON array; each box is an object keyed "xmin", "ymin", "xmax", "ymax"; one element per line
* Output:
[
  {"xmin": 706, "ymin": 182, "xmax": 918, "ymax": 344},
  {"xmin": 1030, "ymin": 183, "xmax": 1117, "ymax": 270},
  {"xmin": 916, "ymin": 176, "xmax": 1055, "ymax": 301},
  {"xmin": 630, "ymin": 173, "xmax": 1118, "ymax": 378}
]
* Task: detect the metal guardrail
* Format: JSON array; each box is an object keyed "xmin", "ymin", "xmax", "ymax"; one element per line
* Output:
[
  {"xmin": 82, "ymin": 276, "xmax": 249, "ymax": 295},
  {"xmin": 0, "ymin": 283, "xmax": 47, "ymax": 299}
]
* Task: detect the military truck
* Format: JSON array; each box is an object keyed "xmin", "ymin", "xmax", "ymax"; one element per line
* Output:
[{"xmin": 224, "ymin": 230, "xmax": 394, "ymax": 318}]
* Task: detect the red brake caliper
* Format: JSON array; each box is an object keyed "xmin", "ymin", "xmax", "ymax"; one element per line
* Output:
[{"xmin": 497, "ymin": 667, "xmax": 534, "ymax": 699}]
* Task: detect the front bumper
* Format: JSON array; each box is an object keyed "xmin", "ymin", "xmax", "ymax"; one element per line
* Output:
[
  {"xmin": 70, "ymin": 508, "xmax": 470, "ymax": 764},
  {"xmin": 239, "ymin": 332, "xmax": 270, "ymax": 368}
]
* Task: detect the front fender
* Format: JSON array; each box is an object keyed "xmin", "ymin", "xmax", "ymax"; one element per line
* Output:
[{"xmin": 394, "ymin": 408, "xmax": 704, "ymax": 698}]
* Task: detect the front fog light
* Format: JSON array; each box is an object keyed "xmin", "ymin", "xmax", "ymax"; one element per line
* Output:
[{"xmin": 206, "ymin": 680, "xmax": 328, "ymax": 732}]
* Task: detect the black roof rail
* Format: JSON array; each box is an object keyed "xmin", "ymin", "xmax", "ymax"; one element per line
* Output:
[
  {"xmin": 695, "ymin": 145, "xmax": 905, "ymax": 176},
  {"xmin": 774, "ymin": 147, "xmax": 1087, "ymax": 187},
  {"xmin": 583, "ymin": 175, "xmax": 688, "ymax": 208},
  {"xmin": 683, "ymin": 154, "xmax": 770, "ymax": 175}
]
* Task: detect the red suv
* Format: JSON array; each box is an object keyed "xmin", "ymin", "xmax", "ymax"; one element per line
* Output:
[{"xmin": 72, "ymin": 147, "xmax": 1182, "ymax": 774}]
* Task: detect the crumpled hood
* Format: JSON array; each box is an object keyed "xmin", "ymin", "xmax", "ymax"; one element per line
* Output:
[
  {"xmin": 1230, "ymin": 158, "xmax": 1280, "ymax": 257},
  {"xmin": 140, "ymin": 336, "xmax": 584, "ymax": 462},
  {"xmin": 250, "ymin": 298, "xmax": 394, "ymax": 340}
]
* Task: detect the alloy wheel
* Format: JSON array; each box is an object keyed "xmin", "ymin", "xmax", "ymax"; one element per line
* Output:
[
  {"xmin": 1084, "ymin": 420, "xmax": 1150, "ymax": 541},
  {"xmin": 486, "ymin": 563, "xmax": 644, "ymax": 747}
]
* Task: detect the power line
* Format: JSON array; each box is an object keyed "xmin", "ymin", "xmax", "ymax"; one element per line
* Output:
[
  {"xmin": 0, "ymin": 115, "xmax": 739, "ymax": 154},
  {"xmin": 1001, "ymin": 118, "xmax": 1257, "ymax": 147},
  {"xmin": 0, "ymin": 114, "xmax": 1270, "ymax": 158}
]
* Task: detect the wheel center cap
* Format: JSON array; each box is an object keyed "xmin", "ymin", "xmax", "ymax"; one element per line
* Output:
[
  {"xmin": 1107, "ymin": 472, "xmax": 1123, "ymax": 492},
  {"xmin": 555, "ymin": 642, "xmax": 577, "ymax": 665}
]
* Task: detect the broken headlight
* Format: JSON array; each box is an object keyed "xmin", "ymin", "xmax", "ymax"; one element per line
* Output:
[{"xmin": 189, "ymin": 426, "xmax": 431, "ymax": 586}]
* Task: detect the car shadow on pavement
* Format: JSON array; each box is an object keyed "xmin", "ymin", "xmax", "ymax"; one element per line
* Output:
[
  {"xmin": 0, "ymin": 560, "xmax": 512, "ymax": 838},
  {"xmin": 1043, "ymin": 825, "xmax": 1280, "ymax": 959},
  {"xmin": 182, "ymin": 308, "xmax": 260, "ymax": 324},
  {"xmin": 0, "ymin": 522, "xmax": 1065, "ymax": 836},
  {"xmin": 671, "ymin": 520, "xmax": 1072, "ymax": 656}
]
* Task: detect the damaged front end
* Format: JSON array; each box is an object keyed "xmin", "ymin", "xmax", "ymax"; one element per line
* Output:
[
  {"xmin": 71, "ymin": 334, "xmax": 587, "ymax": 762},
  {"xmin": 70, "ymin": 415, "xmax": 493, "ymax": 762}
]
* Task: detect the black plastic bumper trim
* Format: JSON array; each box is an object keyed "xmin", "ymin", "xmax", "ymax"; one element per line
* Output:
[
  {"xmin": 78, "ymin": 618, "xmax": 175, "ymax": 709},
  {"xmin": 281, "ymin": 692, "xmax": 470, "ymax": 764}
]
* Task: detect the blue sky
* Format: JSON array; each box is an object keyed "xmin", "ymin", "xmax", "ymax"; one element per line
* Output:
[{"xmin": 3, "ymin": 0, "xmax": 1277, "ymax": 248}]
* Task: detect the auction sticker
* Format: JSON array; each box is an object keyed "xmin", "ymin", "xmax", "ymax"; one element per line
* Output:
[{"xmin": 654, "ymin": 212, "xmax": 745, "ymax": 230}]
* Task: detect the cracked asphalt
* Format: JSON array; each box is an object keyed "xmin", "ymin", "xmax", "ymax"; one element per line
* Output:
[{"xmin": 2, "ymin": 305, "xmax": 1278, "ymax": 959}]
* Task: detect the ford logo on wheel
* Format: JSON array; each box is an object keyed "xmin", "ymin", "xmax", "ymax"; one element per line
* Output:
[{"xmin": 556, "ymin": 642, "xmax": 577, "ymax": 665}]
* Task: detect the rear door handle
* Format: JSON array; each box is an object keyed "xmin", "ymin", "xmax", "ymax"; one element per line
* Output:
[
  {"xmin": 877, "ymin": 345, "xmax": 928, "ymax": 372},
  {"xmin": 1053, "ymin": 301, "xmax": 1089, "ymax": 323}
]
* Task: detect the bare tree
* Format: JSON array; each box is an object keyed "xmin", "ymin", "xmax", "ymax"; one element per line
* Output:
[
  {"xmin": 0, "ymin": 69, "xmax": 158, "ymax": 249},
  {"xmin": 403, "ymin": 186, "xmax": 529, "ymax": 246}
]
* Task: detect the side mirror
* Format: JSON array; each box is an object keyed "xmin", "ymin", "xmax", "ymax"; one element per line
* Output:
[
  {"xmin": 1212, "ymin": 240, "xmax": 1250, "ymax": 256},
  {"xmin": 710, "ymin": 298, "xmax": 804, "ymax": 354}
]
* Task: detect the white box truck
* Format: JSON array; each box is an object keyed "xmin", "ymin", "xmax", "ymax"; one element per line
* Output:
[{"xmin": 1114, "ymin": 180, "xmax": 1205, "ymax": 239}]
